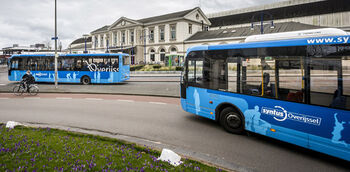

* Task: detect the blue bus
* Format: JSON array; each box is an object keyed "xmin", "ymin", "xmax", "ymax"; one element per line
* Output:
[
  {"xmin": 8, "ymin": 53, "xmax": 130, "ymax": 84},
  {"xmin": 180, "ymin": 29, "xmax": 350, "ymax": 161}
]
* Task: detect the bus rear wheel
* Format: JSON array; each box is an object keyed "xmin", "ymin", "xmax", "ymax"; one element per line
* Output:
[
  {"xmin": 81, "ymin": 76, "xmax": 91, "ymax": 85},
  {"xmin": 220, "ymin": 107, "xmax": 244, "ymax": 134}
]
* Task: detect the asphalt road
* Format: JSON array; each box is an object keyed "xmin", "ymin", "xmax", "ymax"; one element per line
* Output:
[{"xmin": 0, "ymin": 94, "xmax": 348, "ymax": 172}]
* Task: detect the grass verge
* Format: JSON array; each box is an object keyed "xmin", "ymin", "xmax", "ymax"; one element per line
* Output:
[{"xmin": 0, "ymin": 125, "xmax": 224, "ymax": 171}]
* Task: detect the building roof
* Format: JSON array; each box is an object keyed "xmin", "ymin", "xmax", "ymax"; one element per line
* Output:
[
  {"xmin": 137, "ymin": 7, "xmax": 197, "ymax": 24},
  {"xmin": 185, "ymin": 22, "xmax": 322, "ymax": 42},
  {"xmin": 70, "ymin": 37, "xmax": 92, "ymax": 45},
  {"xmin": 208, "ymin": 0, "xmax": 350, "ymax": 28},
  {"xmin": 91, "ymin": 25, "xmax": 110, "ymax": 33},
  {"xmin": 70, "ymin": 43, "xmax": 92, "ymax": 50}
]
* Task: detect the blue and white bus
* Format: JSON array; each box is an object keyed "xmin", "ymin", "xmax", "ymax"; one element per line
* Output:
[
  {"xmin": 8, "ymin": 53, "xmax": 130, "ymax": 84},
  {"xmin": 180, "ymin": 28, "xmax": 350, "ymax": 161}
]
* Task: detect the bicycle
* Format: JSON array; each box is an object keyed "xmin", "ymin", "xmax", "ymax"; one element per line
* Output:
[{"xmin": 13, "ymin": 81, "xmax": 39, "ymax": 96}]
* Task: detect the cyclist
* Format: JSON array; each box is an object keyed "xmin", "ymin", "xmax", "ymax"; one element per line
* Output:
[{"xmin": 22, "ymin": 70, "xmax": 35, "ymax": 92}]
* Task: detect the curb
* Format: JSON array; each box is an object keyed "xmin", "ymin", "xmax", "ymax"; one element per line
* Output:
[{"xmin": 0, "ymin": 91, "xmax": 181, "ymax": 98}]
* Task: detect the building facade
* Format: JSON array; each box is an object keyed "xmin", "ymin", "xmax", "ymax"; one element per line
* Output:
[
  {"xmin": 69, "ymin": 0, "xmax": 350, "ymax": 64},
  {"xmin": 208, "ymin": 0, "xmax": 350, "ymax": 31},
  {"xmin": 184, "ymin": 0, "xmax": 350, "ymax": 48},
  {"xmin": 90, "ymin": 7, "xmax": 210, "ymax": 64},
  {"xmin": 68, "ymin": 37, "xmax": 92, "ymax": 54}
]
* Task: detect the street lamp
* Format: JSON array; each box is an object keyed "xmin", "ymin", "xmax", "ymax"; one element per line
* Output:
[
  {"xmin": 83, "ymin": 34, "xmax": 89, "ymax": 54},
  {"xmin": 140, "ymin": 29, "xmax": 150, "ymax": 64},
  {"xmin": 54, "ymin": 0, "xmax": 58, "ymax": 88},
  {"xmin": 250, "ymin": 12, "xmax": 274, "ymax": 34},
  {"xmin": 106, "ymin": 34, "xmax": 110, "ymax": 53}
]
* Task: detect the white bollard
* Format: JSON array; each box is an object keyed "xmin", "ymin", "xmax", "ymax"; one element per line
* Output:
[
  {"xmin": 5, "ymin": 121, "xmax": 21, "ymax": 129},
  {"xmin": 157, "ymin": 148, "xmax": 182, "ymax": 166}
]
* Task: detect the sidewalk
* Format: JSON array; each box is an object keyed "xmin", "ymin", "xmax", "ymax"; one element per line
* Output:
[{"xmin": 0, "ymin": 82, "xmax": 180, "ymax": 98}]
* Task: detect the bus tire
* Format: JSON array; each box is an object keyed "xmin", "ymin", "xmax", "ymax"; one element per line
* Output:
[
  {"xmin": 220, "ymin": 107, "xmax": 244, "ymax": 134},
  {"xmin": 81, "ymin": 76, "xmax": 91, "ymax": 85}
]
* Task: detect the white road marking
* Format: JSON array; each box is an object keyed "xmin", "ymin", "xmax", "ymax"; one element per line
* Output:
[
  {"xmin": 56, "ymin": 97, "xmax": 73, "ymax": 100},
  {"xmin": 117, "ymin": 99, "xmax": 134, "ymax": 103},
  {"xmin": 23, "ymin": 97, "xmax": 41, "ymax": 100},
  {"xmin": 0, "ymin": 84, "xmax": 6, "ymax": 86},
  {"xmin": 85, "ymin": 98, "xmax": 103, "ymax": 101},
  {"xmin": 0, "ymin": 97, "xmax": 9, "ymax": 100},
  {"xmin": 149, "ymin": 102, "xmax": 167, "ymax": 105}
]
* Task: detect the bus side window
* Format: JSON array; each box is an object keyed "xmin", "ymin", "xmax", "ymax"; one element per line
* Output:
[
  {"xmin": 277, "ymin": 58, "xmax": 304, "ymax": 102},
  {"xmin": 309, "ymin": 58, "xmax": 348, "ymax": 110},
  {"xmin": 111, "ymin": 57, "xmax": 119, "ymax": 69},
  {"xmin": 242, "ymin": 57, "xmax": 276, "ymax": 97},
  {"xmin": 81, "ymin": 57, "xmax": 90, "ymax": 71}
]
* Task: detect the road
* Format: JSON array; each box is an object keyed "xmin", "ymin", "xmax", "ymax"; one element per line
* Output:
[{"xmin": 0, "ymin": 93, "xmax": 348, "ymax": 172}]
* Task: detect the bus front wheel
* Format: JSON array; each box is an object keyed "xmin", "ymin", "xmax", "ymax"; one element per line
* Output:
[
  {"xmin": 81, "ymin": 76, "xmax": 91, "ymax": 85},
  {"xmin": 220, "ymin": 107, "xmax": 244, "ymax": 134}
]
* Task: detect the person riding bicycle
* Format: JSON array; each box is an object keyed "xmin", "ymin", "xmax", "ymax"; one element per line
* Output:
[{"xmin": 22, "ymin": 70, "xmax": 35, "ymax": 92}]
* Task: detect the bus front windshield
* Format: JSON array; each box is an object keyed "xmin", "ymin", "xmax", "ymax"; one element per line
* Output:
[{"xmin": 123, "ymin": 56, "xmax": 130, "ymax": 65}]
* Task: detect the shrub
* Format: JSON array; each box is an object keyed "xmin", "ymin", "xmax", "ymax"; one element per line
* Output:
[
  {"xmin": 175, "ymin": 66, "xmax": 183, "ymax": 71},
  {"xmin": 152, "ymin": 64, "xmax": 162, "ymax": 69},
  {"xmin": 130, "ymin": 65, "xmax": 145, "ymax": 71}
]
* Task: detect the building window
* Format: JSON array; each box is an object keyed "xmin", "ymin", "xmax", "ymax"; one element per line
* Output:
[
  {"xmin": 95, "ymin": 36, "xmax": 98, "ymax": 48},
  {"xmin": 170, "ymin": 47, "xmax": 177, "ymax": 53},
  {"xmin": 114, "ymin": 33, "xmax": 118, "ymax": 45},
  {"xmin": 149, "ymin": 28, "xmax": 154, "ymax": 42},
  {"xmin": 160, "ymin": 49, "xmax": 166, "ymax": 61},
  {"xmin": 170, "ymin": 25, "xmax": 176, "ymax": 40},
  {"xmin": 188, "ymin": 23, "xmax": 192, "ymax": 34},
  {"xmin": 159, "ymin": 26, "xmax": 165, "ymax": 41},
  {"xmin": 122, "ymin": 31, "xmax": 125, "ymax": 44},
  {"xmin": 101, "ymin": 36, "xmax": 104, "ymax": 47},
  {"xmin": 130, "ymin": 30, "xmax": 134, "ymax": 43},
  {"xmin": 150, "ymin": 49, "xmax": 155, "ymax": 62}
]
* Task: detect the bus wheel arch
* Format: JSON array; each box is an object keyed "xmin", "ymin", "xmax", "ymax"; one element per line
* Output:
[
  {"xmin": 216, "ymin": 103, "xmax": 245, "ymax": 134},
  {"xmin": 81, "ymin": 75, "xmax": 91, "ymax": 85}
]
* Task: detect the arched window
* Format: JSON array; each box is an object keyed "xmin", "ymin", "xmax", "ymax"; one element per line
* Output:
[
  {"xmin": 150, "ymin": 49, "xmax": 155, "ymax": 62},
  {"xmin": 160, "ymin": 49, "xmax": 166, "ymax": 61},
  {"xmin": 170, "ymin": 47, "xmax": 177, "ymax": 54}
]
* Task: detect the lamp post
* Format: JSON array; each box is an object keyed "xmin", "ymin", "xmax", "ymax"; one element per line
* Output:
[
  {"xmin": 54, "ymin": 0, "xmax": 58, "ymax": 88},
  {"xmin": 131, "ymin": 42, "xmax": 134, "ymax": 65},
  {"xmin": 140, "ymin": 29, "xmax": 150, "ymax": 64},
  {"xmin": 83, "ymin": 34, "xmax": 89, "ymax": 54},
  {"xmin": 250, "ymin": 12, "xmax": 274, "ymax": 34},
  {"xmin": 106, "ymin": 34, "xmax": 109, "ymax": 53}
]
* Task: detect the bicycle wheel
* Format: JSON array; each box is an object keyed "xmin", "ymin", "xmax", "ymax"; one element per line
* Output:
[
  {"xmin": 29, "ymin": 85, "xmax": 39, "ymax": 96},
  {"xmin": 13, "ymin": 85, "xmax": 24, "ymax": 96}
]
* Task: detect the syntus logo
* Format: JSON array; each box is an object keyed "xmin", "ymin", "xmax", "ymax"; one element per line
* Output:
[
  {"xmin": 261, "ymin": 106, "xmax": 322, "ymax": 126},
  {"xmin": 84, "ymin": 61, "xmax": 118, "ymax": 72}
]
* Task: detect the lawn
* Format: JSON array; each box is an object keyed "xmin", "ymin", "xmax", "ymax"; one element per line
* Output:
[{"xmin": 0, "ymin": 125, "xmax": 224, "ymax": 171}]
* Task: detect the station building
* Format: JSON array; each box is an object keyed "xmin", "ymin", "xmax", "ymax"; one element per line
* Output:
[
  {"xmin": 81, "ymin": 7, "xmax": 210, "ymax": 65},
  {"xmin": 69, "ymin": 0, "xmax": 350, "ymax": 64}
]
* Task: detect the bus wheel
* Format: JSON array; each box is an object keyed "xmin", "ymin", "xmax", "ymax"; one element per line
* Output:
[
  {"xmin": 220, "ymin": 107, "xmax": 244, "ymax": 134},
  {"xmin": 81, "ymin": 76, "xmax": 91, "ymax": 85}
]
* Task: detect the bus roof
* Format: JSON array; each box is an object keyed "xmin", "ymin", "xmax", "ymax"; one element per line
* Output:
[
  {"xmin": 10, "ymin": 53, "xmax": 129, "ymax": 59},
  {"xmin": 187, "ymin": 34, "xmax": 350, "ymax": 53}
]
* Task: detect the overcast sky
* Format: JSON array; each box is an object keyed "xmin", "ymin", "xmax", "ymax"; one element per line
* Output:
[{"xmin": 0, "ymin": 0, "xmax": 287, "ymax": 49}]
